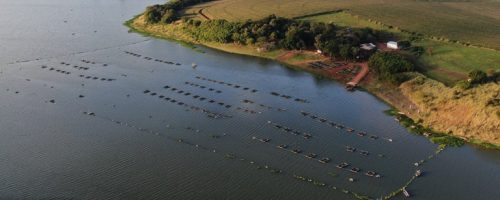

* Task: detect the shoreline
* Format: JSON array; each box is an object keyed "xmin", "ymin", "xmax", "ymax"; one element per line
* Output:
[{"xmin": 125, "ymin": 14, "xmax": 500, "ymax": 150}]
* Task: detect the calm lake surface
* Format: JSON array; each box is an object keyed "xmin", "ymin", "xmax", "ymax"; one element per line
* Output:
[{"xmin": 0, "ymin": 0, "xmax": 499, "ymax": 199}]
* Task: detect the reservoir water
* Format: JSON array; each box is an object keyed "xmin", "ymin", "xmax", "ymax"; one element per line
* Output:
[{"xmin": 0, "ymin": 0, "xmax": 499, "ymax": 199}]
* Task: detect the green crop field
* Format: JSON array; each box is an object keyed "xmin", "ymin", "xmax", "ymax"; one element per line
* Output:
[
  {"xmin": 183, "ymin": 0, "xmax": 500, "ymax": 50},
  {"xmin": 300, "ymin": 11, "xmax": 500, "ymax": 85},
  {"xmin": 181, "ymin": 0, "xmax": 500, "ymax": 84}
]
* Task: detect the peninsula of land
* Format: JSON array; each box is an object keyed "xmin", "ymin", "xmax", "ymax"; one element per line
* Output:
[{"xmin": 126, "ymin": 0, "xmax": 500, "ymax": 148}]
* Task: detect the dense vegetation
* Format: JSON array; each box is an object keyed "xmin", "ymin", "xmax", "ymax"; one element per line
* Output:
[
  {"xmin": 147, "ymin": 5, "xmax": 385, "ymax": 61},
  {"xmin": 182, "ymin": 0, "xmax": 500, "ymax": 85},
  {"xmin": 145, "ymin": 0, "xmax": 214, "ymax": 23},
  {"xmin": 368, "ymin": 52, "xmax": 415, "ymax": 84},
  {"xmin": 384, "ymin": 109, "xmax": 465, "ymax": 147},
  {"xmin": 185, "ymin": 15, "xmax": 382, "ymax": 60},
  {"xmin": 455, "ymin": 69, "xmax": 500, "ymax": 90},
  {"xmin": 132, "ymin": 0, "xmax": 500, "ymax": 147},
  {"xmin": 468, "ymin": 69, "xmax": 500, "ymax": 84},
  {"xmin": 181, "ymin": 0, "xmax": 500, "ymax": 50}
]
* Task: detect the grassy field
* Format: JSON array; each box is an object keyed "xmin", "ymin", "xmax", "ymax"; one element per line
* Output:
[
  {"xmin": 299, "ymin": 11, "xmax": 390, "ymax": 30},
  {"xmin": 299, "ymin": 11, "xmax": 500, "ymax": 85},
  {"xmin": 183, "ymin": 0, "xmax": 500, "ymax": 50},
  {"xmin": 399, "ymin": 75, "xmax": 500, "ymax": 146},
  {"xmin": 128, "ymin": 8, "xmax": 500, "ymax": 146}
]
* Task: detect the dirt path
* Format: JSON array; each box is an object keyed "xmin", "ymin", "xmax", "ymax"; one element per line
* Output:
[
  {"xmin": 347, "ymin": 62, "xmax": 369, "ymax": 86},
  {"xmin": 198, "ymin": 8, "xmax": 211, "ymax": 20}
]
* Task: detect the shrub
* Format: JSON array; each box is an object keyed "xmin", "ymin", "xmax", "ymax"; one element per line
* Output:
[
  {"xmin": 468, "ymin": 70, "xmax": 488, "ymax": 84},
  {"xmin": 430, "ymin": 135, "xmax": 465, "ymax": 147},
  {"xmin": 454, "ymin": 80, "xmax": 471, "ymax": 90},
  {"xmin": 146, "ymin": 0, "xmax": 215, "ymax": 24},
  {"xmin": 368, "ymin": 52, "xmax": 414, "ymax": 83}
]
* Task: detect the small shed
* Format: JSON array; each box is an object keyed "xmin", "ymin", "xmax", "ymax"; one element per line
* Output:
[
  {"xmin": 387, "ymin": 41, "xmax": 399, "ymax": 49},
  {"xmin": 360, "ymin": 43, "xmax": 376, "ymax": 51}
]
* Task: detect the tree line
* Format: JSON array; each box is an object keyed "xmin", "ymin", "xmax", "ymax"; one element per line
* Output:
[
  {"xmin": 185, "ymin": 15, "xmax": 384, "ymax": 61},
  {"xmin": 145, "ymin": 0, "xmax": 213, "ymax": 23},
  {"xmin": 145, "ymin": 0, "xmax": 418, "ymax": 83}
]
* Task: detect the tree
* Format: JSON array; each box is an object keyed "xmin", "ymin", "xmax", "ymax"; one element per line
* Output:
[
  {"xmin": 398, "ymin": 40, "xmax": 411, "ymax": 48},
  {"xmin": 468, "ymin": 70, "xmax": 487, "ymax": 84},
  {"xmin": 368, "ymin": 52, "xmax": 414, "ymax": 84},
  {"xmin": 351, "ymin": 47, "xmax": 360, "ymax": 59},
  {"xmin": 427, "ymin": 47, "xmax": 433, "ymax": 56},
  {"xmin": 145, "ymin": 5, "xmax": 163, "ymax": 23},
  {"xmin": 454, "ymin": 80, "xmax": 471, "ymax": 90},
  {"xmin": 339, "ymin": 44, "xmax": 352, "ymax": 60},
  {"xmin": 486, "ymin": 68, "xmax": 496, "ymax": 78},
  {"xmin": 281, "ymin": 26, "xmax": 306, "ymax": 50},
  {"xmin": 246, "ymin": 37, "xmax": 255, "ymax": 45},
  {"xmin": 161, "ymin": 9, "xmax": 177, "ymax": 23}
]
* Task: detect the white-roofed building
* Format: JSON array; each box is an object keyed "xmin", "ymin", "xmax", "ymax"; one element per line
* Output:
[{"xmin": 387, "ymin": 41, "xmax": 399, "ymax": 49}]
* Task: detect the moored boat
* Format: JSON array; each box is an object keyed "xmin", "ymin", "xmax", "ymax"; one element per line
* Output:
[
  {"xmin": 360, "ymin": 150, "xmax": 370, "ymax": 156},
  {"xmin": 259, "ymin": 138, "xmax": 270, "ymax": 143},
  {"xmin": 365, "ymin": 171, "xmax": 377, "ymax": 177},
  {"xmin": 305, "ymin": 153, "xmax": 317, "ymax": 159},
  {"xmin": 336, "ymin": 162, "xmax": 349, "ymax": 169},
  {"xmin": 350, "ymin": 167, "xmax": 360, "ymax": 173},
  {"xmin": 415, "ymin": 169, "xmax": 422, "ymax": 177},
  {"xmin": 319, "ymin": 157, "xmax": 331, "ymax": 163},
  {"xmin": 291, "ymin": 149, "xmax": 302, "ymax": 154},
  {"xmin": 402, "ymin": 187, "xmax": 411, "ymax": 197},
  {"xmin": 346, "ymin": 146, "xmax": 356, "ymax": 152}
]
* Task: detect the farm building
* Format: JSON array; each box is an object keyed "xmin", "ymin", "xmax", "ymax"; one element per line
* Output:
[
  {"xmin": 387, "ymin": 41, "xmax": 399, "ymax": 49},
  {"xmin": 360, "ymin": 43, "xmax": 376, "ymax": 51},
  {"xmin": 358, "ymin": 43, "xmax": 377, "ymax": 59}
]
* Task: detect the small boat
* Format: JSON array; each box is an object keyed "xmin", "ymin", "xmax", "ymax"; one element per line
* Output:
[
  {"xmin": 360, "ymin": 150, "xmax": 370, "ymax": 156},
  {"xmin": 303, "ymin": 134, "xmax": 312, "ymax": 139},
  {"xmin": 357, "ymin": 132, "xmax": 367, "ymax": 137},
  {"xmin": 259, "ymin": 138, "xmax": 270, "ymax": 143},
  {"xmin": 319, "ymin": 157, "xmax": 331, "ymax": 163},
  {"xmin": 305, "ymin": 153, "xmax": 317, "ymax": 159},
  {"xmin": 365, "ymin": 171, "xmax": 377, "ymax": 177},
  {"xmin": 291, "ymin": 149, "xmax": 302, "ymax": 154},
  {"xmin": 346, "ymin": 85, "xmax": 355, "ymax": 91},
  {"xmin": 277, "ymin": 144, "xmax": 288, "ymax": 149},
  {"xmin": 346, "ymin": 146, "xmax": 356, "ymax": 152},
  {"xmin": 336, "ymin": 162, "xmax": 349, "ymax": 169},
  {"xmin": 402, "ymin": 187, "xmax": 410, "ymax": 197},
  {"xmin": 350, "ymin": 167, "xmax": 360, "ymax": 173},
  {"xmin": 347, "ymin": 128, "xmax": 354, "ymax": 132},
  {"xmin": 415, "ymin": 169, "xmax": 422, "ymax": 177}
]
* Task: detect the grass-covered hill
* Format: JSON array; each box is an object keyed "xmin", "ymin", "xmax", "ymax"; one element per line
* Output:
[
  {"xmin": 183, "ymin": 0, "xmax": 500, "ymax": 50},
  {"xmin": 181, "ymin": 0, "xmax": 500, "ymax": 85},
  {"xmin": 129, "ymin": 0, "xmax": 500, "ymax": 147}
]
